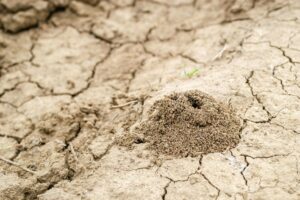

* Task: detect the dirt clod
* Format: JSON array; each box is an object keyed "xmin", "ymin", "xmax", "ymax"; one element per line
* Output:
[{"xmin": 123, "ymin": 90, "xmax": 241, "ymax": 157}]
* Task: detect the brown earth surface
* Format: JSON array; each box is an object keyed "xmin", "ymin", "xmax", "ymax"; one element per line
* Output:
[{"xmin": 0, "ymin": 0, "xmax": 300, "ymax": 199}]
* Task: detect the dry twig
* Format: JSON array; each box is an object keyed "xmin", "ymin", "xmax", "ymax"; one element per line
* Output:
[
  {"xmin": 0, "ymin": 156, "xmax": 36, "ymax": 174},
  {"xmin": 111, "ymin": 100, "xmax": 138, "ymax": 109}
]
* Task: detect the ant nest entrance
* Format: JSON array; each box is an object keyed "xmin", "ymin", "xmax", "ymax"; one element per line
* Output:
[{"xmin": 120, "ymin": 90, "xmax": 241, "ymax": 157}]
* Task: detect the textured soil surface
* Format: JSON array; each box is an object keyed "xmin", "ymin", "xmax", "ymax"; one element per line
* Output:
[
  {"xmin": 0, "ymin": 0, "xmax": 300, "ymax": 200},
  {"xmin": 120, "ymin": 90, "xmax": 241, "ymax": 157}
]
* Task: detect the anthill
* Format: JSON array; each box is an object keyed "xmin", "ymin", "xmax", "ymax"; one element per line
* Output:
[{"xmin": 119, "ymin": 90, "xmax": 241, "ymax": 157}]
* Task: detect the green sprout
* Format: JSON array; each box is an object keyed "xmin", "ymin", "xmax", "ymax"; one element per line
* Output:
[{"xmin": 184, "ymin": 68, "xmax": 199, "ymax": 78}]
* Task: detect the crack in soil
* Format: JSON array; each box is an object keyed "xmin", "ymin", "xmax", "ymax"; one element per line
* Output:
[{"xmin": 245, "ymin": 71, "xmax": 276, "ymax": 122}]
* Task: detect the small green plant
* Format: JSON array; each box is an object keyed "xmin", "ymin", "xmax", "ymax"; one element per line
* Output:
[{"xmin": 184, "ymin": 68, "xmax": 199, "ymax": 78}]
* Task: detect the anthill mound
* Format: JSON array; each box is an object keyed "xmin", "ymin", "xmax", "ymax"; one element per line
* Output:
[{"xmin": 121, "ymin": 90, "xmax": 241, "ymax": 157}]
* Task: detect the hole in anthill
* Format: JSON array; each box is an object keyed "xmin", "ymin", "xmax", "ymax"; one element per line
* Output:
[
  {"xmin": 187, "ymin": 96, "xmax": 202, "ymax": 109},
  {"xmin": 134, "ymin": 137, "xmax": 144, "ymax": 144}
]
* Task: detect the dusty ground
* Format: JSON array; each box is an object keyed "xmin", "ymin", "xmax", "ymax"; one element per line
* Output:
[{"xmin": 0, "ymin": 0, "xmax": 300, "ymax": 199}]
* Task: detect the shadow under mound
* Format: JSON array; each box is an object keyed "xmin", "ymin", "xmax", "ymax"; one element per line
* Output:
[{"xmin": 120, "ymin": 90, "xmax": 241, "ymax": 157}]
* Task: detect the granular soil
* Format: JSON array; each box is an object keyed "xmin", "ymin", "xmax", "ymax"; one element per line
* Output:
[{"xmin": 122, "ymin": 90, "xmax": 241, "ymax": 157}]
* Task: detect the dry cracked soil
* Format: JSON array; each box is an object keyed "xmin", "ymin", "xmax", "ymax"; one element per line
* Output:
[{"xmin": 0, "ymin": 0, "xmax": 300, "ymax": 199}]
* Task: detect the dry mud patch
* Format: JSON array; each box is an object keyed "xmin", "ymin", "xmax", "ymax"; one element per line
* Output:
[{"xmin": 1, "ymin": 0, "xmax": 300, "ymax": 200}]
